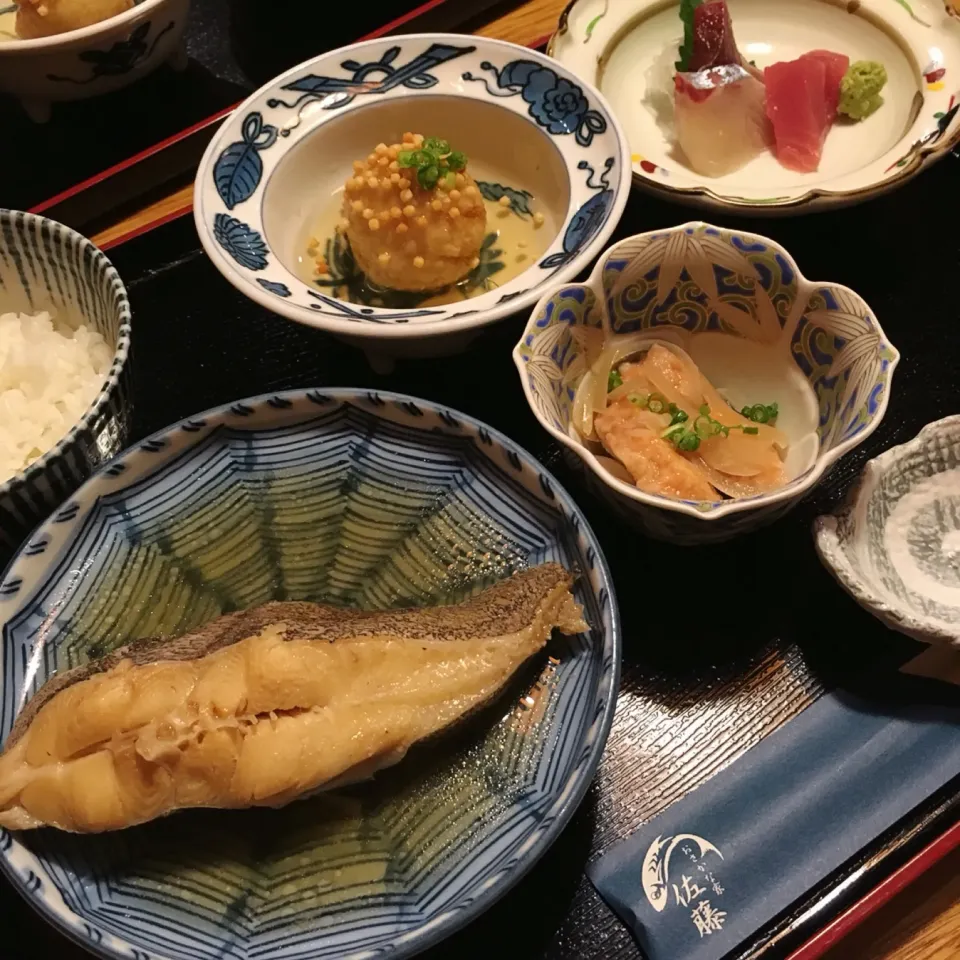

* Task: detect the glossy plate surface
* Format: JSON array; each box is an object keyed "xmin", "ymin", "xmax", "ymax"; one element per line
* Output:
[{"xmin": 0, "ymin": 389, "xmax": 619, "ymax": 960}]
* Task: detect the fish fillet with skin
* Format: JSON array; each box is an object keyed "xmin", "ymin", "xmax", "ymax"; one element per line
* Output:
[{"xmin": 0, "ymin": 565, "xmax": 585, "ymax": 834}]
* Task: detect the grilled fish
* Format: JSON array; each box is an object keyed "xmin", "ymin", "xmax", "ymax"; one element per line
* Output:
[{"xmin": 0, "ymin": 564, "xmax": 585, "ymax": 833}]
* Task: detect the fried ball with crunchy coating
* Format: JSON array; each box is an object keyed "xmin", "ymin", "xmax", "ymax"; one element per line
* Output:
[
  {"xmin": 15, "ymin": 0, "xmax": 133, "ymax": 39},
  {"xmin": 341, "ymin": 133, "xmax": 487, "ymax": 292}
]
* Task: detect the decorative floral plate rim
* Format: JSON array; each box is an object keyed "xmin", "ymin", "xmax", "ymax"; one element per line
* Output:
[
  {"xmin": 548, "ymin": 0, "xmax": 960, "ymax": 213},
  {"xmin": 0, "ymin": 387, "xmax": 621, "ymax": 960},
  {"xmin": 813, "ymin": 414, "xmax": 960, "ymax": 648},
  {"xmin": 194, "ymin": 33, "xmax": 631, "ymax": 337},
  {"xmin": 512, "ymin": 220, "xmax": 900, "ymax": 521}
]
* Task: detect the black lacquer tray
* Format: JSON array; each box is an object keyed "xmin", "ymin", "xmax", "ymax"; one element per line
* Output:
[
  {"xmin": 1, "ymin": 151, "xmax": 959, "ymax": 958},
  {"xmin": 1, "ymin": 0, "xmax": 511, "ymax": 213}
]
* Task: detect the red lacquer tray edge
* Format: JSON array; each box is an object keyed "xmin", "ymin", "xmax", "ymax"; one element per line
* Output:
[{"xmin": 785, "ymin": 817, "xmax": 960, "ymax": 960}]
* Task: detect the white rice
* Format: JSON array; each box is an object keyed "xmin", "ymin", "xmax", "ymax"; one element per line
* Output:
[{"xmin": 0, "ymin": 310, "xmax": 113, "ymax": 484}]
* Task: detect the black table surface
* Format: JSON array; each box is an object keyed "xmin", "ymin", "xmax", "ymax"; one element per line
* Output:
[
  {"xmin": 1, "ymin": 141, "xmax": 960, "ymax": 960},
  {"xmin": 1, "ymin": 0, "xmax": 513, "ymax": 212}
]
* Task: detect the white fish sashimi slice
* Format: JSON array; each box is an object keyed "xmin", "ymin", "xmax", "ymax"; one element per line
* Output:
[{"xmin": 674, "ymin": 65, "xmax": 772, "ymax": 178}]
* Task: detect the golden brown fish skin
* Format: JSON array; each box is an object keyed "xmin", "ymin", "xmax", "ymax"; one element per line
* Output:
[
  {"xmin": 0, "ymin": 564, "xmax": 585, "ymax": 833},
  {"xmin": 8, "ymin": 563, "xmax": 578, "ymax": 749}
]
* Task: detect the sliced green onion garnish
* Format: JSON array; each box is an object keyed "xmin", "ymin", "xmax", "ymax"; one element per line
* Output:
[
  {"xmin": 741, "ymin": 402, "xmax": 779, "ymax": 424},
  {"xmin": 398, "ymin": 138, "xmax": 468, "ymax": 192}
]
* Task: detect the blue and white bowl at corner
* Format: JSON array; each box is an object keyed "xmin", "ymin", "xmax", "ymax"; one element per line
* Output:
[
  {"xmin": 0, "ymin": 210, "xmax": 131, "ymax": 555},
  {"xmin": 0, "ymin": 0, "xmax": 190, "ymax": 123},
  {"xmin": 513, "ymin": 222, "xmax": 900, "ymax": 545},
  {"xmin": 193, "ymin": 34, "xmax": 631, "ymax": 354},
  {"xmin": 0, "ymin": 389, "xmax": 620, "ymax": 960}
]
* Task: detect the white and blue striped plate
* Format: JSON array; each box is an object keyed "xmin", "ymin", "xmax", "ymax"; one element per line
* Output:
[{"xmin": 0, "ymin": 389, "xmax": 620, "ymax": 960}]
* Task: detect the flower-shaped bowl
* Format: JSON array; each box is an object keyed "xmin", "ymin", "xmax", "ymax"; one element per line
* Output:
[
  {"xmin": 0, "ymin": 210, "xmax": 132, "ymax": 556},
  {"xmin": 194, "ymin": 34, "xmax": 630, "ymax": 363},
  {"xmin": 0, "ymin": 388, "xmax": 619, "ymax": 960},
  {"xmin": 0, "ymin": 0, "xmax": 189, "ymax": 122},
  {"xmin": 513, "ymin": 222, "xmax": 900, "ymax": 544},
  {"xmin": 815, "ymin": 415, "xmax": 960, "ymax": 647}
]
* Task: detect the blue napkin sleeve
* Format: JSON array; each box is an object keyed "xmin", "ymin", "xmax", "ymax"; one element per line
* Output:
[{"xmin": 587, "ymin": 686, "xmax": 960, "ymax": 960}]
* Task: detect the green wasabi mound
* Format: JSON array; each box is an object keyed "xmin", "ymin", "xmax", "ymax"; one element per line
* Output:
[{"xmin": 838, "ymin": 60, "xmax": 888, "ymax": 121}]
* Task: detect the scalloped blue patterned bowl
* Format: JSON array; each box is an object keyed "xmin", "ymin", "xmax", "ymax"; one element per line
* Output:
[
  {"xmin": 513, "ymin": 222, "xmax": 900, "ymax": 544},
  {"xmin": 193, "ymin": 34, "xmax": 630, "ymax": 357},
  {"xmin": 0, "ymin": 389, "xmax": 619, "ymax": 960}
]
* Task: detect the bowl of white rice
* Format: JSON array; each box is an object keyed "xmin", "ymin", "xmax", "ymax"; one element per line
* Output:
[{"xmin": 0, "ymin": 210, "xmax": 131, "ymax": 556}]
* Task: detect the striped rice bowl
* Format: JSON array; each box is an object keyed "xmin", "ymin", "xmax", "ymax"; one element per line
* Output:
[{"xmin": 0, "ymin": 310, "xmax": 112, "ymax": 484}]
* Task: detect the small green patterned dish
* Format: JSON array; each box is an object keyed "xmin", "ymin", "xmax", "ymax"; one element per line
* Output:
[{"xmin": 513, "ymin": 222, "xmax": 900, "ymax": 544}]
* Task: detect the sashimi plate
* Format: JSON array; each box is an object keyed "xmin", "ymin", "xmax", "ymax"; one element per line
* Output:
[
  {"xmin": 550, "ymin": 0, "xmax": 960, "ymax": 213},
  {"xmin": 0, "ymin": 390, "xmax": 619, "ymax": 960}
]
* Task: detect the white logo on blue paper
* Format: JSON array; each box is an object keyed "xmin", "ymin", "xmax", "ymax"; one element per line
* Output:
[{"xmin": 642, "ymin": 834, "xmax": 727, "ymax": 938}]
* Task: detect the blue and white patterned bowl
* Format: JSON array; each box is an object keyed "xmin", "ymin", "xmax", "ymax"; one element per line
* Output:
[
  {"xmin": 193, "ymin": 34, "xmax": 630, "ymax": 351},
  {"xmin": 0, "ymin": 0, "xmax": 190, "ymax": 123},
  {"xmin": 815, "ymin": 415, "xmax": 960, "ymax": 648},
  {"xmin": 0, "ymin": 389, "xmax": 620, "ymax": 960},
  {"xmin": 513, "ymin": 222, "xmax": 900, "ymax": 544},
  {"xmin": 0, "ymin": 210, "xmax": 131, "ymax": 556}
]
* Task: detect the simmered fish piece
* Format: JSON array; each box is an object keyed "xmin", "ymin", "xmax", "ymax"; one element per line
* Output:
[
  {"xmin": 594, "ymin": 399, "xmax": 719, "ymax": 501},
  {"xmin": 0, "ymin": 565, "xmax": 585, "ymax": 833}
]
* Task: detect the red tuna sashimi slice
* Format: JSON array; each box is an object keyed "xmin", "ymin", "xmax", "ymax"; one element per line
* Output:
[
  {"xmin": 675, "ymin": 65, "xmax": 772, "ymax": 177},
  {"xmin": 688, "ymin": 0, "xmax": 741, "ymax": 70},
  {"xmin": 764, "ymin": 56, "xmax": 831, "ymax": 173},
  {"xmin": 802, "ymin": 49, "xmax": 850, "ymax": 121}
]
